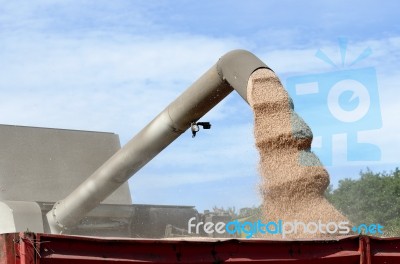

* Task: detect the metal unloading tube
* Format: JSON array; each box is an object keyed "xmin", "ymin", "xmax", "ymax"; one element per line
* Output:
[{"xmin": 46, "ymin": 49, "xmax": 270, "ymax": 233}]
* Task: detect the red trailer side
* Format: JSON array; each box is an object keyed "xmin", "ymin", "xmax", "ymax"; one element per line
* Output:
[{"xmin": 2, "ymin": 233, "xmax": 400, "ymax": 264}]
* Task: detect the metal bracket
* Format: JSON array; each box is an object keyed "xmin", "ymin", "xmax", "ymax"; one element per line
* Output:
[{"xmin": 191, "ymin": 122, "xmax": 211, "ymax": 138}]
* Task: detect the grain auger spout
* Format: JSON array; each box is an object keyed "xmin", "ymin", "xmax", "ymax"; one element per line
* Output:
[{"xmin": 46, "ymin": 49, "xmax": 271, "ymax": 233}]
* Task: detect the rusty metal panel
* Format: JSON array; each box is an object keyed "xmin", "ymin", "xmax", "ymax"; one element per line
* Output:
[
  {"xmin": 0, "ymin": 233, "xmax": 36, "ymax": 264},
  {"xmin": 0, "ymin": 233, "xmax": 16, "ymax": 264},
  {"xmin": 17, "ymin": 234, "xmax": 35, "ymax": 264}
]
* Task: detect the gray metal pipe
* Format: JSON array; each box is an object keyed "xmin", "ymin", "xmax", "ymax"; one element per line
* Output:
[{"xmin": 46, "ymin": 49, "xmax": 269, "ymax": 234}]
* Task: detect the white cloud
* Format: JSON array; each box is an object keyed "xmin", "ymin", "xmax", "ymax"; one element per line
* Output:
[
  {"xmin": 259, "ymin": 37, "xmax": 400, "ymax": 76},
  {"xmin": 0, "ymin": 31, "xmax": 246, "ymax": 133}
]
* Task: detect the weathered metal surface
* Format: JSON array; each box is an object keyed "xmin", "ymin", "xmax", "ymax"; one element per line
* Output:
[
  {"xmin": 0, "ymin": 233, "xmax": 36, "ymax": 264},
  {"xmin": 0, "ymin": 124, "xmax": 131, "ymax": 205},
  {"xmin": 0, "ymin": 233, "xmax": 16, "ymax": 264},
  {"xmin": 2, "ymin": 233, "xmax": 400, "ymax": 263}
]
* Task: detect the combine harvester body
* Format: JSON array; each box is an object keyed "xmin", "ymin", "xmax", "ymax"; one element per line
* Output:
[{"xmin": 0, "ymin": 50, "xmax": 399, "ymax": 263}]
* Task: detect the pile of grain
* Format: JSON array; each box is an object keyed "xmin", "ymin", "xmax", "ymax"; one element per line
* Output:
[{"xmin": 247, "ymin": 68, "xmax": 349, "ymax": 239}]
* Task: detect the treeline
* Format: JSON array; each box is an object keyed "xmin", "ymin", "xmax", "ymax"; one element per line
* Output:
[{"xmin": 325, "ymin": 168, "xmax": 400, "ymax": 237}]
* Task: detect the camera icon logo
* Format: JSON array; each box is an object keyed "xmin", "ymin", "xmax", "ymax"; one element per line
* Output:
[
  {"xmin": 328, "ymin": 78, "xmax": 370, "ymax": 123},
  {"xmin": 286, "ymin": 40, "xmax": 382, "ymax": 165}
]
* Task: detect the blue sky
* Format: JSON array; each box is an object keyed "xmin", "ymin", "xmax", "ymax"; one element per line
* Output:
[{"xmin": 0, "ymin": 1, "xmax": 399, "ymax": 211}]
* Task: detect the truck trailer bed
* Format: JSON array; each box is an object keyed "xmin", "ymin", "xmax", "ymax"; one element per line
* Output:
[{"xmin": 1, "ymin": 232, "xmax": 400, "ymax": 264}]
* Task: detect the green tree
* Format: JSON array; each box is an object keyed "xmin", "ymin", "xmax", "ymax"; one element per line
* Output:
[{"xmin": 325, "ymin": 168, "xmax": 400, "ymax": 236}]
